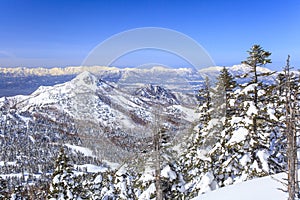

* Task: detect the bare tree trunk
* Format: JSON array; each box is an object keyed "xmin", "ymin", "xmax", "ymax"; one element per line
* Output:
[
  {"xmin": 287, "ymin": 123, "xmax": 296, "ymax": 200},
  {"xmin": 285, "ymin": 55, "xmax": 298, "ymax": 200},
  {"xmin": 293, "ymin": 90, "xmax": 299, "ymax": 197}
]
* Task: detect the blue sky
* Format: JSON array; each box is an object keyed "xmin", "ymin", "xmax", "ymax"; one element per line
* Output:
[{"xmin": 0, "ymin": 0, "xmax": 299, "ymax": 70}]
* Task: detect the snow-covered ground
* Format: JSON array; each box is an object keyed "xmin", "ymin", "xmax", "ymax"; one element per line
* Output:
[
  {"xmin": 193, "ymin": 172, "xmax": 291, "ymax": 200},
  {"xmin": 74, "ymin": 164, "xmax": 107, "ymax": 173},
  {"xmin": 65, "ymin": 143, "xmax": 94, "ymax": 157}
]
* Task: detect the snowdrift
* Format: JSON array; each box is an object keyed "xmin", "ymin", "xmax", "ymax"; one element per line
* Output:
[{"xmin": 193, "ymin": 172, "xmax": 290, "ymax": 200}]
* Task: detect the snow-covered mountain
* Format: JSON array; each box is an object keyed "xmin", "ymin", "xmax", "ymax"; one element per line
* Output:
[
  {"xmin": 0, "ymin": 64, "xmax": 273, "ymax": 78},
  {"xmin": 0, "ymin": 64, "xmax": 278, "ymax": 97},
  {"xmin": 134, "ymin": 84, "xmax": 180, "ymax": 105},
  {"xmin": 198, "ymin": 64, "xmax": 277, "ymax": 84},
  {"xmin": 0, "ymin": 65, "xmax": 121, "ymax": 76},
  {"xmin": 1, "ymin": 71, "xmax": 199, "ymax": 161}
]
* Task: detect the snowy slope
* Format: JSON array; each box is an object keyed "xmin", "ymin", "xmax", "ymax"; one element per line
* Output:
[
  {"xmin": 193, "ymin": 172, "xmax": 290, "ymax": 200},
  {"xmin": 0, "ymin": 71, "xmax": 199, "ymax": 161}
]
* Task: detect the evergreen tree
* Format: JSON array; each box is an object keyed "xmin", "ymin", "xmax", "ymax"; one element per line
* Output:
[
  {"xmin": 206, "ymin": 67, "xmax": 238, "ymax": 186},
  {"xmin": 135, "ymin": 162, "xmax": 185, "ymax": 199},
  {"xmin": 241, "ymin": 44, "xmax": 272, "ymax": 136},
  {"xmin": 0, "ymin": 176, "xmax": 9, "ymax": 199},
  {"xmin": 179, "ymin": 76, "xmax": 218, "ymax": 198},
  {"xmin": 183, "ymin": 45, "xmax": 282, "ymax": 192},
  {"xmin": 87, "ymin": 168, "xmax": 135, "ymax": 200},
  {"xmin": 215, "ymin": 67, "xmax": 237, "ymax": 117},
  {"xmin": 197, "ymin": 76, "xmax": 211, "ymax": 125},
  {"xmin": 48, "ymin": 148, "xmax": 79, "ymax": 200},
  {"xmin": 266, "ymin": 72, "xmax": 289, "ymax": 172},
  {"xmin": 73, "ymin": 174, "xmax": 90, "ymax": 199},
  {"xmin": 113, "ymin": 167, "xmax": 136, "ymax": 200},
  {"xmin": 135, "ymin": 124, "xmax": 185, "ymax": 199},
  {"xmin": 10, "ymin": 185, "xmax": 25, "ymax": 200},
  {"xmin": 212, "ymin": 45, "xmax": 278, "ymax": 186}
]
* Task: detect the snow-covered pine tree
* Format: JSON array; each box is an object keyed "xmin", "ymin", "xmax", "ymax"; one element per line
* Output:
[
  {"xmin": 215, "ymin": 67, "xmax": 237, "ymax": 118},
  {"xmin": 206, "ymin": 67, "xmax": 238, "ymax": 187},
  {"xmin": 179, "ymin": 76, "xmax": 220, "ymax": 198},
  {"xmin": 0, "ymin": 176, "xmax": 9, "ymax": 199},
  {"xmin": 73, "ymin": 173, "xmax": 91, "ymax": 199},
  {"xmin": 114, "ymin": 167, "xmax": 136, "ymax": 200},
  {"xmin": 86, "ymin": 172, "xmax": 103, "ymax": 199},
  {"xmin": 179, "ymin": 76, "xmax": 212, "ymax": 171},
  {"xmin": 135, "ymin": 162, "xmax": 185, "ymax": 200},
  {"xmin": 10, "ymin": 185, "xmax": 25, "ymax": 200},
  {"xmin": 89, "ymin": 170, "xmax": 117, "ymax": 199},
  {"xmin": 134, "ymin": 119, "xmax": 185, "ymax": 199},
  {"xmin": 86, "ymin": 168, "xmax": 136, "ymax": 200},
  {"xmin": 160, "ymin": 163, "xmax": 186, "ymax": 199},
  {"xmin": 48, "ymin": 148, "xmax": 79, "ymax": 200},
  {"xmin": 241, "ymin": 45, "xmax": 273, "ymax": 147},
  {"xmin": 214, "ymin": 45, "xmax": 277, "ymax": 186},
  {"xmin": 197, "ymin": 76, "xmax": 211, "ymax": 126},
  {"xmin": 265, "ymin": 70, "xmax": 289, "ymax": 173}
]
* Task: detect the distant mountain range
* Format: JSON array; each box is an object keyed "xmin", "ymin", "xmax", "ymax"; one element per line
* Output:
[
  {"xmin": 0, "ymin": 64, "xmax": 273, "ymax": 77},
  {"xmin": 0, "ymin": 64, "xmax": 278, "ymax": 97}
]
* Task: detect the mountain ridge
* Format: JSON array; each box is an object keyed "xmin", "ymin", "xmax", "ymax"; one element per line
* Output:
[
  {"xmin": 0, "ymin": 64, "xmax": 274, "ymax": 77},
  {"xmin": 0, "ymin": 64, "xmax": 277, "ymax": 97}
]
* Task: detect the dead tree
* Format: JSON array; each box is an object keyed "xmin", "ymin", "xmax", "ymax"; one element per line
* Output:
[{"xmin": 284, "ymin": 55, "xmax": 299, "ymax": 200}]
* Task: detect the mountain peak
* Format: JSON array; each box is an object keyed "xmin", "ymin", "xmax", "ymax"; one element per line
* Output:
[
  {"xmin": 230, "ymin": 64, "xmax": 272, "ymax": 73},
  {"xmin": 70, "ymin": 71, "xmax": 100, "ymax": 92},
  {"xmin": 72, "ymin": 71, "xmax": 97, "ymax": 85},
  {"xmin": 135, "ymin": 84, "xmax": 179, "ymax": 105}
]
